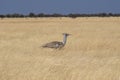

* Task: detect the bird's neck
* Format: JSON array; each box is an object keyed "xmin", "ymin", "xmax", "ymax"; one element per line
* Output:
[{"xmin": 63, "ymin": 35, "xmax": 67, "ymax": 45}]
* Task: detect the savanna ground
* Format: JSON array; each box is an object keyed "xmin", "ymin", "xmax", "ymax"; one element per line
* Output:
[{"xmin": 0, "ymin": 17, "xmax": 120, "ymax": 80}]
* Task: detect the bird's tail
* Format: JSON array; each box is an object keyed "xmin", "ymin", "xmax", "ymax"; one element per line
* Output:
[{"xmin": 41, "ymin": 44, "xmax": 47, "ymax": 48}]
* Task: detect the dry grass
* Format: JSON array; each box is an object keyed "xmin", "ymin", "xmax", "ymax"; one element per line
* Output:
[{"xmin": 0, "ymin": 17, "xmax": 120, "ymax": 80}]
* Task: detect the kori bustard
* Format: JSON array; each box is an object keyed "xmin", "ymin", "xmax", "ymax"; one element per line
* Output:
[{"xmin": 42, "ymin": 33, "xmax": 70, "ymax": 49}]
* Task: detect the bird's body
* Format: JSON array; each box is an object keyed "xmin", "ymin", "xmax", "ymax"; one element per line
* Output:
[
  {"xmin": 42, "ymin": 33, "xmax": 70, "ymax": 49},
  {"xmin": 42, "ymin": 41, "xmax": 64, "ymax": 49}
]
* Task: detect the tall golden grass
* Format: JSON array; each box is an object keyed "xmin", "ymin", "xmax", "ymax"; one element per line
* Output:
[{"xmin": 0, "ymin": 17, "xmax": 120, "ymax": 80}]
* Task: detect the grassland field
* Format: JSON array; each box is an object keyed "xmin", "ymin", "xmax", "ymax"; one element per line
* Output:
[{"xmin": 0, "ymin": 17, "xmax": 120, "ymax": 80}]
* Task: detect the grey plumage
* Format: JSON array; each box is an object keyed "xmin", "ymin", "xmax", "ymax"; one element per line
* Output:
[{"xmin": 42, "ymin": 33, "xmax": 70, "ymax": 49}]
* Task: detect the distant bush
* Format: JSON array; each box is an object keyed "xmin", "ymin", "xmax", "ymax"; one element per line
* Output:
[
  {"xmin": 29, "ymin": 13, "xmax": 36, "ymax": 17},
  {"xmin": 0, "ymin": 15, "xmax": 5, "ymax": 19}
]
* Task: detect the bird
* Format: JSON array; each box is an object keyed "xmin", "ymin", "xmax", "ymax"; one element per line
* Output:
[{"xmin": 42, "ymin": 33, "xmax": 70, "ymax": 49}]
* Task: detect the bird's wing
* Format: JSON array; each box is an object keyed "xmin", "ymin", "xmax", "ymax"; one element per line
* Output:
[{"xmin": 42, "ymin": 41, "xmax": 63, "ymax": 48}]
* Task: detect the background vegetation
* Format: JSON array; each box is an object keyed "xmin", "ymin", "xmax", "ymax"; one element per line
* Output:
[{"xmin": 0, "ymin": 13, "xmax": 120, "ymax": 18}]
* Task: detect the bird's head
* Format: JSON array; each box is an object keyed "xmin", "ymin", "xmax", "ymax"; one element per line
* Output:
[{"xmin": 62, "ymin": 33, "xmax": 71, "ymax": 36}]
